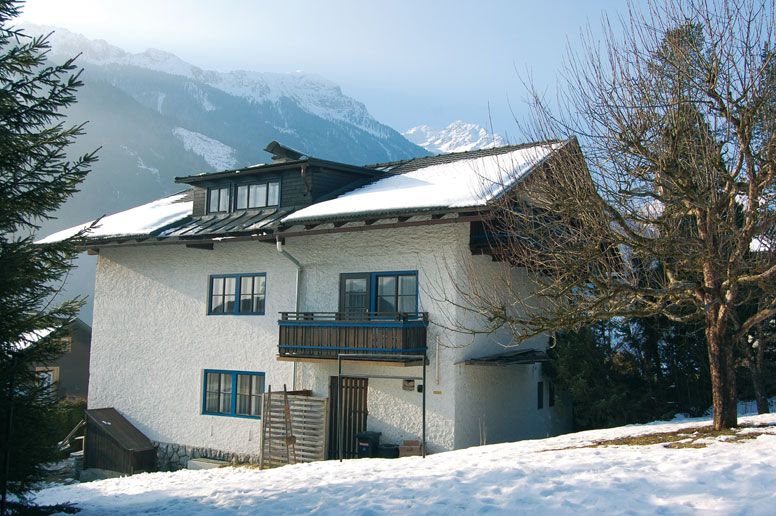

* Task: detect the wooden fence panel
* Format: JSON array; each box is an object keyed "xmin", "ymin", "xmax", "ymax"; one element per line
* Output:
[{"xmin": 260, "ymin": 392, "xmax": 328, "ymax": 469}]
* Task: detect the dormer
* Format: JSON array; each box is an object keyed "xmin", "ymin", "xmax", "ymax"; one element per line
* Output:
[{"xmin": 175, "ymin": 142, "xmax": 388, "ymax": 218}]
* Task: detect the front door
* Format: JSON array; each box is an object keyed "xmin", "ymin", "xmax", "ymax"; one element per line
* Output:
[{"xmin": 327, "ymin": 376, "xmax": 368, "ymax": 459}]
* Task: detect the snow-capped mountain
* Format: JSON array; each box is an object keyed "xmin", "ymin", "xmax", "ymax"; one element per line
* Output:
[
  {"xmin": 42, "ymin": 27, "xmax": 394, "ymax": 140},
  {"xmin": 21, "ymin": 23, "xmax": 428, "ymax": 322},
  {"xmin": 404, "ymin": 121, "xmax": 505, "ymax": 153}
]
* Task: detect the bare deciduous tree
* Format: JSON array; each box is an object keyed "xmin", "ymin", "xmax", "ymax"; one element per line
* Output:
[{"xmin": 454, "ymin": 0, "xmax": 776, "ymax": 431}]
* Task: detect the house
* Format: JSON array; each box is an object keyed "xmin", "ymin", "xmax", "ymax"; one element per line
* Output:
[
  {"xmin": 39, "ymin": 140, "xmax": 577, "ymax": 469},
  {"xmin": 34, "ymin": 318, "xmax": 92, "ymax": 400}
]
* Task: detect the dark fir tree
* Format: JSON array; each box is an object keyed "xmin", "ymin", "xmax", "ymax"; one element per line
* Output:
[{"xmin": 0, "ymin": 0, "xmax": 95, "ymax": 507}]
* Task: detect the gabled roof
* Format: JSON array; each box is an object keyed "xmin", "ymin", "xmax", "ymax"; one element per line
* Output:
[
  {"xmin": 282, "ymin": 140, "xmax": 565, "ymax": 224},
  {"xmin": 37, "ymin": 140, "xmax": 571, "ymax": 247}
]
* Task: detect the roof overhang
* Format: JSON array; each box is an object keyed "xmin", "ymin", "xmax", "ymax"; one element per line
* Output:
[{"xmin": 455, "ymin": 348, "xmax": 549, "ymax": 366}]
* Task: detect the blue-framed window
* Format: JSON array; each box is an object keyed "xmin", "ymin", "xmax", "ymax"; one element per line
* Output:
[
  {"xmin": 208, "ymin": 273, "xmax": 266, "ymax": 315},
  {"xmin": 339, "ymin": 271, "xmax": 418, "ymax": 313},
  {"xmin": 203, "ymin": 370, "xmax": 265, "ymax": 418}
]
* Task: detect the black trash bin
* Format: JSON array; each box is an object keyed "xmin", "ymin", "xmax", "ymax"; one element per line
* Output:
[
  {"xmin": 377, "ymin": 443, "xmax": 399, "ymax": 459},
  {"xmin": 356, "ymin": 431, "xmax": 381, "ymax": 458}
]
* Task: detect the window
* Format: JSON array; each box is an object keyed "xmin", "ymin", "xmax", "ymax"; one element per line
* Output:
[
  {"xmin": 339, "ymin": 271, "xmax": 418, "ymax": 314},
  {"xmin": 376, "ymin": 273, "xmax": 417, "ymax": 313},
  {"xmin": 340, "ymin": 273, "xmax": 370, "ymax": 315},
  {"xmin": 203, "ymin": 370, "xmax": 264, "ymax": 418},
  {"xmin": 236, "ymin": 181, "xmax": 280, "ymax": 210},
  {"xmin": 208, "ymin": 186, "xmax": 230, "ymax": 213},
  {"xmin": 209, "ymin": 273, "xmax": 266, "ymax": 315},
  {"xmin": 36, "ymin": 366, "xmax": 59, "ymax": 393},
  {"xmin": 59, "ymin": 336, "xmax": 72, "ymax": 353}
]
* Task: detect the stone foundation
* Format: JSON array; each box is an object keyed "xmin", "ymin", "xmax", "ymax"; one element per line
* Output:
[{"xmin": 153, "ymin": 441, "xmax": 260, "ymax": 471}]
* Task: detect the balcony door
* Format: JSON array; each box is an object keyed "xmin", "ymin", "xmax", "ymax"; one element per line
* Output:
[{"xmin": 339, "ymin": 273, "xmax": 370, "ymax": 317}]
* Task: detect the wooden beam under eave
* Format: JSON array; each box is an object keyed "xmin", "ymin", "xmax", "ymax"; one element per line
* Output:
[{"xmin": 186, "ymin": 243, "xmax": 214, "ymax": 250}]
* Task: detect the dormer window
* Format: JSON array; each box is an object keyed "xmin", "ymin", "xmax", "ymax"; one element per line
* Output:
[
  {"xmin": 236, "ymin": 181, "xmax": 280, "ymax": 209},
  {"xmin": 208, "ymin": 187, "xmax": 230, "ymax": 213},
  {"xmin": 207, "ymin": 181, "xmax": 280, "ymax": 214}
]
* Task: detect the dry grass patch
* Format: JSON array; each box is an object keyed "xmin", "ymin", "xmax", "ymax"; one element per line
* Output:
[{"xmin": 591, "ymin": 423, "xmax": 775, "ymax": 449}]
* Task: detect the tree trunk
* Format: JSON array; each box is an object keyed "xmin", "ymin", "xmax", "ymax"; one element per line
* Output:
[
  {"xmin": 706, "ymin": 320, "xmax": 738, "ymax": 430},
  {"xmin": 743, "ymin": 325, "xmax": 770, "ymax": 414}
]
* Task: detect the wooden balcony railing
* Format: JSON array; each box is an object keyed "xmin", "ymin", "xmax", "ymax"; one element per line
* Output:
[{"xmin": 278, "ymin": 312, "xmax": 429, "ymax": 360}]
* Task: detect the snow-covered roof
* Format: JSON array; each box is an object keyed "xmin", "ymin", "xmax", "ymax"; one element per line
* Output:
[
  {"xmin": 37, "ymin": 141, "xmax": 568, "ymax": 245},
  {"xmin": 12, "ymin": 327, "xmax": 54, "ymax": 353},
  {"xmin": 283, "ymin": 141, "xmax": 563, "ymax": 223},
  {"xmin": 36, "ymin": 193, "xmax": 192, "ymax": 244}
]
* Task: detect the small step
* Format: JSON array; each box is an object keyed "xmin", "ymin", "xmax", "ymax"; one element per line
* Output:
[{"xmin": 187, "ymin": 457, "xmax": 229, "ymax": 470}]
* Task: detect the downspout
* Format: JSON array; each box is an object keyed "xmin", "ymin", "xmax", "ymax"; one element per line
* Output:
[{"xmin": 276, "ymin": 237, "xmax": 302, "ymax": 390}]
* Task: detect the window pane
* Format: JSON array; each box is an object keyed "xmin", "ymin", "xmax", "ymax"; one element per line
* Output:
[
  {"xmin": 241, "ymin": 276, "xmax": 253, "ymax": 296},
  {"xmin": 249, "ymin": 184, "xmax": 267, "ymax": 208},
  {"xmin": 398, "ymin": 295, "xmax": 416, "ymax": 313},
  {"xmin": 237, "ymin": 375, "xmax": 251, "ymax": 394},
  {"xmin": 236, "ymin": 185, "xmax": 248, "ymax": 210},
  {"xmin": 267, "ymin": 182, "xmax": 279, "ymax": 205},
  {"xmin": 225, "ymin": 277, "xmax": 236, "ymax": 296},
  {"xmin": 377, "ymin": 276, "xmax": 397, "ymax": 312},
  {"xmin": 251, "ymin": 394, "xmax": 261, "ymax": 416},
  {"xmin": 219, "ymin": 373, "xmax": 232, "ymax": 413},
  {"xmin": 399, "ymin": 275, "xmax": 416, "ymax": 295},
  {"xmin": 210, "ymin": 278, "xmax": 225, "ymax": 313},
  {"xmin": 377, "ymin": 295, "xmax": 395, "ymax": 312},
  {"xmin": 218, "ymin": 187, "xmax": 230, "ymax": 212},
  {"xmin": 377, "ymin": 276, "xmax": 396, "ymax": 296},
  {"xmin": 254, "ymin": 276, "xmax": 265, "ymax": 295},
  {"xmin": 346, "ymin": 278, "xmax": 367, "ymax": 294},
  {"xmin": 252, "ymin": 295, "xmax": 265, "ymax": 313},
  {"xmin": 208, "ymin": 189, "xmax": 219, "ymax": 213}
]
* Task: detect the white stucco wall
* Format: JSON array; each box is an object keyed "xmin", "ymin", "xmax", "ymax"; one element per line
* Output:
[
  {"xmin": 89, "ymin": 241, "xmax": 296, "ymax": 456},
  {"xmin": 89, "ymin": 220, "xmax": 571, "ymax": 458},
  {"xmin": 285, "ymin": 224, "xmax": 462, "ymax": 453}
]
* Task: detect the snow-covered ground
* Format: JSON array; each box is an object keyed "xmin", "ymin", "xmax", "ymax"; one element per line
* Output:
[{"xmin": 34, "ymin": 412, "xmax": 776, "ymax": 515}]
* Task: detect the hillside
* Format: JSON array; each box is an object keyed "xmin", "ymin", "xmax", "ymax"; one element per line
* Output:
[
  {"xmin": 22, "ymin": 24, "xmax": 428, "ymax": 320},
  {"xmin": 33, "ymin": 411, "xmax": 776, "ymax": 515}
]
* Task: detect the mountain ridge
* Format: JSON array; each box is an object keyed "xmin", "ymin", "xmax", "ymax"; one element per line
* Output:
[{"xmin": 404, "ymin": 120, "xmax": 504, "ymax": 153}]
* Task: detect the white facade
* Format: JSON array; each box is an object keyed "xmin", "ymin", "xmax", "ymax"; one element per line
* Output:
[{"xmin": 88, "ymin": 220, "xmax": 571, "ymax": 459}]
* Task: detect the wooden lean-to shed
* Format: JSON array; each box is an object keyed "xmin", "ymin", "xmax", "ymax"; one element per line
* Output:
[{"xmin": 84, "ymin": 408, "xmax": 156, "ymax": 474}]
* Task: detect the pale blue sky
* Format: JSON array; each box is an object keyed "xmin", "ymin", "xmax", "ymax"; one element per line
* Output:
[{"xmin": 18, "ymin": 0, "xmax": 631, "ymax": 137}]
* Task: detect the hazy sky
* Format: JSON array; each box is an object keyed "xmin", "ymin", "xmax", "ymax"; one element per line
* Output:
[{"xmin": 18, "ymin": 0, "xmax": 631, "ymax": 137}]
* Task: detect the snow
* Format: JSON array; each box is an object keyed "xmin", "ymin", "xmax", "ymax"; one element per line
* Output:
[
  {"xmin": 33, "ymin": 412, "xmax": 776, "ymax": 515},
  {"xmin": 172, "ymin": 128, "xmax": 238, "ymax": 171},
  {"xmin": 404, "ymin": 121, "xmax": 505, "ymax": 153},
  {"xmin": 36, "ymin": 193, "xmax": 192, "ymax": 244},
  {"xmin": 12, "ymin": 327, "xmax": 54, "ymax": 352},
  {"xmin": 120, "ymin": 146, "xmax": 160, "ymax": 178},
  {"xmin": 284, "ymin": 143, "xmax": 560, "ymax": 222}
]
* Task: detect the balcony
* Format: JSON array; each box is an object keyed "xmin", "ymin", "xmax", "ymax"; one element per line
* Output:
[{"xmin": 278, "ymin": 312, "xmax": 429, "ymax": 364}]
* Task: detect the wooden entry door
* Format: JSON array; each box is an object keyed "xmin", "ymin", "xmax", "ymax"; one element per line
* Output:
[{"xmin": 328, "ymin": 376, "xmax": 368, "ymax": 459}]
